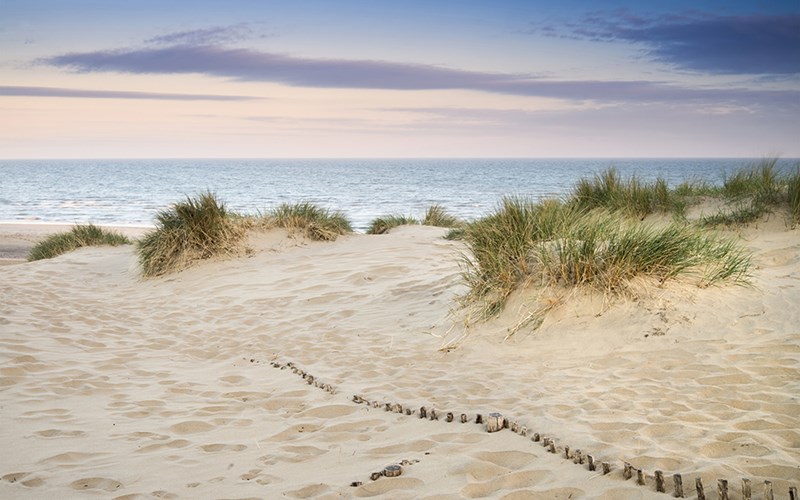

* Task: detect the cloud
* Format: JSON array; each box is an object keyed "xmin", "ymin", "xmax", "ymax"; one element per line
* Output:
[
  {"xmin": 544, "ymin": 11, "xmax": 800, "ymax": 75},
  {"xmin": 145, "ymin": 24, "xmax": 257, "ymax": 46},
  {"xmin": 0, "ymin": 85, "xmax": 257, "ymax": 101},
  {"xmin": 40, "ymin": 45, "xmax": 800, "ymax": 108}
]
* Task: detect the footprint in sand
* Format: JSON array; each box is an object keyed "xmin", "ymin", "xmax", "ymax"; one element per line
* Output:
[{"xmin": 69, "ymin": 477, "xmax": 123, "ymax": 492}]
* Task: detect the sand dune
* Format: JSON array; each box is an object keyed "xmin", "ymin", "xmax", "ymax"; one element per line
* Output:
[{"xmin": 1, "ymin": 223, "xmax": 798, "ymax": 498}]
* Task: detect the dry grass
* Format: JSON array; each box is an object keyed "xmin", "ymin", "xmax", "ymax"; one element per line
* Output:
[{"xmin": 28, "ymin": 224, "xmax": 131, "ymax": 261}]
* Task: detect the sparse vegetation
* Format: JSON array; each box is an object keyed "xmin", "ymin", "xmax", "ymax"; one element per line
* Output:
[
  {"xmin": 422, "ymin": 204, "xmax": 463, "ymax": 228},
  {"xmin": 137, "ymin": 192, "xmax": 245, "ymax": 277},
  {"xmin": 569, "ymin": 168, "xmax": 680, "ymax": 218},
  {"xmin": 460, "ymin": 197, "xmax": 752, "ymax": 316},
  {"xmin": 28, "ymin": 224, "xmax": 131, "ymax": 261},
  {"xmin": 267, "ymin": 202, "xmax": 352, "ymax": 241},
  {"xmin": 366, "ymin": 215, "xmax": 418, "ymax": 235},
  {"xmin": 789, "ymin": 167, "xmax": 800, "ymax": 223}
]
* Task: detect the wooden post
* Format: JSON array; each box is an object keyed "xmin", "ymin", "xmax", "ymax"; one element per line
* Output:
[
  {"xmin": 741, "ymin": 478, "xmax": 751, "ymax": 500},
  {"xmin": 696, "ymin": 477, "xmax": 706, "ymax": 500},
  {"xmin": 429, "ymin": 409, "xmax": 438, "ymax": 420},
  {"xmin": 383, "ymin": 465, "xmax": 402, "ymax": 477},
  {"xmin": 419, "ymin": 406, "xmax": 427, "ymax": 419},
  {"xmin": 763, "ymin": 480, "xmax": 773, "ymax": 500},
  {"xmin": 352, "ymin": 395, "xmax": 362, "ymax": 403},
  {"xmin": 385, "ymin": 403, "xmax": 392, "ymax": 412},
  {"xmin": 601, "ymin": 462, "xmax": 610, "ymax": 475},
  {"xmin": 486, "ymin": 413, "xmax": 504, "ymax": 433},
  {"xmin": 636, "ymin": 469, "xmax": 645, "ymax": 486},
  {"xmin": 510, "ymin": 421, "xmax": 519, "ymax": 433},
  {"xmin": 446, "ymin": 412, "xmax": 454, "ymax": 422},
  {"xmin": 405, "ymin": 408, "xmax": 412, "ymax": 416},
  {"xmin": 548, "ymin": 442, "xmax": 556, "ymax": 453},
  {"xmin": 370, "ymin": 472, "xmax": 382, "ymax": 481},
  {"xmin": 790, "ymin": 486, "xmax": 798, "ymax": 500},
  {"xmin": 520, "ymin": 426, "xmax": 528, "ymax": 437},
  {"xmin": 623, "ymin": 462, "xmax": 632, "ymax": 480},
  {"xmin": 717, "ymin": 479, "xmax": 728, "ymax": 500},
  {"xmin": 394, "ymin": 403, "xmax": 403, "ymax": 413},
  {"xmin": 533, "ymin": 433, "xmax": 540, "ymax": 442},
  {"xmin": 674, "ymin": 474, "xmax": 684, "ymax": 498},
  {"xmin": 655, "ymin": 470, "xmax": 665, "ymax": 493},
  {"xmin": 475, "ymin": 414, "xmax": 483, "ymax": 424},
  {"xmin": 460, "ymin": 413, "xmax": 468, "ymax": 423},
  {"xmin": 574, "ymin": 450, "xmax": 584, "ymax": 465},
  {"xmin": 564, "ymin": 446, "xmax": 570, "ymax": 459},
  {"xmin": 587, "ymin": 455, "xmax": 596, "ymax": 471},
  {"xmin": 542, "ymin": 436, "xmax": 549, "ymax": 447}
]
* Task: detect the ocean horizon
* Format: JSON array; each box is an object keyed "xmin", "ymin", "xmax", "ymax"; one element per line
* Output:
[{"xmin": 2, "ymin": 157, "xmax": 797, "ymax": 232}]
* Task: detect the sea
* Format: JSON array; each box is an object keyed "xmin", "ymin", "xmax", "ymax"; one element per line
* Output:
[{"xmin": 1, "ymin": 158, "xmax": 797, "ymax": 232}]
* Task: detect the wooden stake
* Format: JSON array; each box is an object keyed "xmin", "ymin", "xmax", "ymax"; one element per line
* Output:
[
  {"xmin": 419, "ymin": 406, "xmax": 427, "ymax": 419},
  {"xmin": 486, "ymin": 413, "xmax": 504, "ymax": 433},
  {"xmin": 763, "ymin": 480, "xmax": 773, "ymax": 500},
  {"xmin": 446, "ymin": 412, "xmax": 454, "ymax": 422},
  {"xmin": 741, "ymin": 478, "xmax": 751, "ymax": 500},
  {"xmin": 674, "ymin": 474, "xmax": 684, "ymax": 498},
  {"xmin": 394, "ymin": 403, "xmax": 403, "ymax": 413},
  {"xmin": 429, "ymin": 408, "xmax": 438, "ymax": 420},
  {"xmin": 533, "ymin": 432, "xmax": 540, "ymax": 442},
  {"xmin": 383, "ymin": 465, "xmax": 402, "ymax": 478},
  {"xmin": 587, "ymin": 455, "xmax": 596, "ymax": 471},
  {"xmin": 475, "ymin": 414, "xmax": 483, "ymax": 424},
  {"xmin": 790, "ymin": 486, "xmax": 798, "ymax": 500},
  {"xmin": 460, "ymin": 413, "xmax": 468, "ymax": 423},
  {"xmin": 520, "ymin": 426, "xmax": 528, "ymax": 437},
  {"xmin": 574, "ymin": 450, "xmax": 584, "ymax": 465},
  {"xmin": 601, "ymin": 462, "xmax": 610, "ymax": 475},
  {"xmin": 564, "ymin": 446, "xmax": 570, "ymax": 459},
  {"xmin": 717, "ymin": 479, "xmax": 728, "ymax": 500},
  {"xmin": 370, "ymin": 472, "xmax": 382, "ymax": 481},
  {"xmin": 655, "ymin": 470, "xmax": 664, "ymax": 493},
  {"xmin": 548, "ymin": 441, "xmax": 556, "ymax": 453},
  {"xmin": 385, "ymin": 403, "xmax": 392, "ymax": 412},
  {"xmin": 510, "ymin": 421, "xmax": 519, "ymax": 433},
  {"xmin": 542, "ymin": 436, "xmax": 549, "ymax": 447},
  {"xmin": 623, "ymin": 462, "xmax": 632, "ymax": 480},
  {"xmin": 636, "ymin": 469, "xmax": 645, "ymax": 486},
  {"xmin": 405, "ymin": 408, "xmax": 412, "ymax": 416},
  {"xmin": 696, "ymin": 477, "xmax": 706, "ymax": 500}
]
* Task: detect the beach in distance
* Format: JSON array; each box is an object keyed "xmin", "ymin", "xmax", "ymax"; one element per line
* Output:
[{"xmin": 1, "ymin": 180, "xmax": 798, "ymax": 498}]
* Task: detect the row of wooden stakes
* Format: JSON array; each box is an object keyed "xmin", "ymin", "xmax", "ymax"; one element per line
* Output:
[{"xmin": 268, "ymin": 359, "xmax": 797, "ymax": 499}]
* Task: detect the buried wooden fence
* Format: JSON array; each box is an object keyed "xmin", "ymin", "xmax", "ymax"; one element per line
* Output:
[{"xmin": 260, "ymin": 357, "xmax": 798, "ymax": 498}]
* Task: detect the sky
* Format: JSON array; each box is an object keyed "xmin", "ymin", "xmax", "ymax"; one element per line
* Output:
[{"xmin": 1, "ymin": 0, "xmax": 798, "ymax": 158}]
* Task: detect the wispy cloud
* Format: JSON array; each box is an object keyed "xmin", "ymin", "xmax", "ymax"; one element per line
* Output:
[
  {"xmin": 0, "ymin": 85, "xmax": 258, "ymax": 101},
  {"xmin": 144, "ymin": 23, "xmax": 261, "ymax": 46},
  {"xmin": 538, "ymin": 11, "xmax": 800, "ymax": 75},
  {"xmin": 40, "ymin": 45, "xmax": 800, "ymax": 107}
]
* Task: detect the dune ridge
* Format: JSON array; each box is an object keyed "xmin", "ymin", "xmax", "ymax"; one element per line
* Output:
[{"xmin": 1, "ymin": 223, "xmax": 798, "ymax": 498}]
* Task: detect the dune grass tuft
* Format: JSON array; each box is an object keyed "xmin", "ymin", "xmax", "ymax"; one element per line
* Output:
[
  {"xmin": 137, "ymin": 191, "xmax": 245, "ymax": 277},
  {"xmin": 460, "ymin": 197, "xmax": 751, "ymax": 316},
  {"xmin": 789, "ymin": 166, "xmax": 800, "ymax": 223},
  {"xmin": 28, "ymin": 224, "xmax": 131, "ymax": 261},
  {"xmin": 268, "ymin": 202, "xmax": 352, "ymax": 241},
  {"xmin": 422, "ymin": 204, "xmax": 463, "ymax": 228},
  {"xmin": 569, "ymin": 168, "xmax": 679, "ymax": 218},
  {"xmin": 366, "ymin": 214, "xmax": 418, "ymax": 235}
]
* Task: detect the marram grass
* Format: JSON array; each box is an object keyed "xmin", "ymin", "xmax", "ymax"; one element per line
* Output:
[
  {"xmin": 422, "ymin": 204, "xmax": 463, "ymax": 228},
  {"xmin": 267, "ymin": 202, "xmax": 352, "ymax": 241},
  {"xmin": 461, "ymin": 197, "xmax": 751, "ymax": 316},
  {"xmin": 367, "ymin": 204, "xmax": 463, "ymax": 234},
  {"xmin": 137, "ymin": 192, "xmax": 245, "ymax": 277},
  {"xmin": 28, "ymin": 224, "xmax": 131, "ymax": 261},
  {"xmin": 366, "ymin": 214, "xmax": 418, "ymax": 235}
]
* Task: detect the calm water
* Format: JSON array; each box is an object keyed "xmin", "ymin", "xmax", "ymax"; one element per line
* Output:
[{"xmin": 1, "ymin": 158, "xmax": 797, "ymax": 231}]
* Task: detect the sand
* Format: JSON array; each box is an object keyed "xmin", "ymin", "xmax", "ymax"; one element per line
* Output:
[{"xmin": 0, "ymin": 221, "xmax": 798, "ymax": 499}]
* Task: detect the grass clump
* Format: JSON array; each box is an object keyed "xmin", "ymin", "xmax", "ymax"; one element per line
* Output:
[
  {"xmin": 569, "ymin": 168, "xmax": 678, "ymax": 218},
  {"xmin": 461, "ymin": 197, "xmax": 750, "ymax": 316},
  {"xmin": 788, "ymin": 166, "xmax": 800, "ymax": 223},
  {"xmin": 268, "ymin": 202, "xmax": 352, "ymax": 241},
  {"xmin": 422, "ymin": 204, "xmax": 463, "ymax": 228},
  {"xmin": 137, "ymin": 191, "xmax": 245, "ymax": 277},
  {"xmin": 366, "ymin": 215, "xmax": 418, "ymax": 235},
  {"xmin": 28, "ymin": 224, "xmax": 131, "ymax": 261}
]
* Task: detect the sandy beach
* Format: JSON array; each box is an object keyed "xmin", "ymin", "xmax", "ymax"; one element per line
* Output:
[{"xmin": 0, "ymin": 221, "xmax": 798, "ymax": 499}]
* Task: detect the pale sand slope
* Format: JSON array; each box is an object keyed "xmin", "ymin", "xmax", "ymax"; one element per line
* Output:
[{"xmin": 0, "ymin": 224, "xmax": 798, "ymax": 499}]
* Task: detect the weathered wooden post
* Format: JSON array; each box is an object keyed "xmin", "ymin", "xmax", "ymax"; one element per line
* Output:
[
  {"xmin": 384, "ymin": 465, "xmax": 402, "ymax": 477},
  {"xmin": 446, "ymin": 412, "xmax": 454, "ymax": 422},
  {"xmin": 587, "ymin": 455, "xmax": 596, "ymax": 471},
  {"xmin": 548, "ymin": 441, "xmax": 556, "ymax": 453},
  {"xmin": 486, "ymin": 413, "xmax": 504, "ymax": 432},
  {"xmin": 655, "ymin": 470, "xmax": 665, "ymax": 493},
  {"xmin": 717, "ymin": 479, "xmax": 728, "ymax": 500},
  {"xmin": 696, "ymin": 477, "xmax": 706, "ymax": 500},
  {"xmin": 574, "ymin": 450, "xmax": 584, "ymax": 465},
  {"xmin": 475, "ymin": 414, "xmax": 483, "ymax": 424},
  {"xmin": 673, "ymin": 474, "xmax": 684, "ymax": 498},
  {"xmin": 636, "ymin": 469, "xmax": 645, "ymax": 486},
  {"xmin": 533, "ymin": 432, "xmax": 540, "ymax": 442},
  {"xmin": 520, "ymin": 426, "xmax": 528, "ymax": 437},
  {"xmin": 790, "ymin": 486, "xmax": 798, "ymax": 500},
  {"xmin": 563, "ymin": 446, "xmax": 570, "ymax": 459},
  {"xmin": 763, "ymin": 480, "xmax": 773, "ymax": 500},
  {"xmin": 623, "ymin": 462, "xmax": 633, "ymax": 480},
  {"xmin": 741, "ymin": 478, "xmax": 751, "ymax": 500},
  {"xmin": 419, "ymin": 406, "xmax": 427, "ymax": 419},
  {"xmin": 460, "ymin": 413, "xmax": 468, "ymax": 423},
  {"xmin": 429, "ymin": 408, "xmax": 438, "ymax": 420},
  {"xmin": 601, "ymin": 462, "xmax": 610, "ymax": 475}
]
